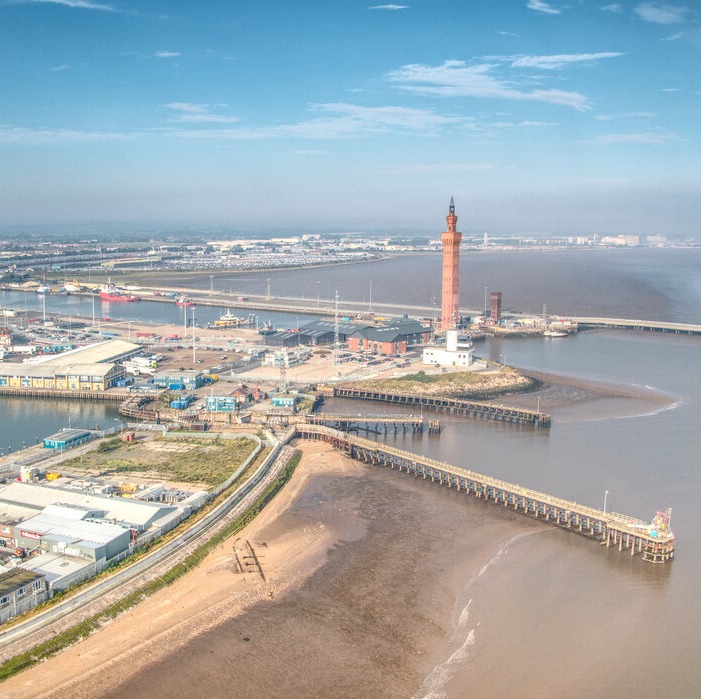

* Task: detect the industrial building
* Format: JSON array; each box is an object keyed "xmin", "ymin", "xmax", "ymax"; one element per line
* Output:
[
  {"xmin": 43, "ymin": 428, "xmax": 96, "ymax": 451},
  {"xmin": 0, "ymin": 340, "xmax": 143, "ymax": 393},
  {"xmin": 17, "ymin": 552, "xmax": 96, "ymax": 593},
  {"xmin": 0, "ymin": 361, "xmax": 124, "ymax": 391},
  {"xmin": 0, "ymin": 482, "xmax": 184, "ymax": 536},
  {"xmin": 0, "ymin": 568, "xmax": 49, "ymax": 624},
  {"xmin": 27, "ymin": 339, "xmax": 142, "ymax": 366},
  {"xmin": 264, "ymin": 319, "xmax": 363, "ymax": 347},
  {"xmin": 347, "ymin": 318, "xmax": 430, "ymax": 355},
  {"xmin": 263, "ymin": 347, "xmax": 312, "ymax": 367},
  {"xmin": 152, "ymin": 370, "xmax": 204, "ymax": 390},
  {"xmin": 13, "ymin": 503, "xmax": 133, "ymax": 562},
  {"xmin": 271, "ymin": 394, "xmax": 298, "ymax": 408}
]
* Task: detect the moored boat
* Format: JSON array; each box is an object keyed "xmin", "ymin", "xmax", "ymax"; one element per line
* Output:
[
  {"xmin": 100, "ymin": 280, "xmax": 141, "ymax": 302},
  {"xmin": 213, "ymin": 310, "xmax": 253, "ymax": 328}
]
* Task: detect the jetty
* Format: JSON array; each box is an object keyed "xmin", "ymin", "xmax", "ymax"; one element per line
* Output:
[
  {"xmin": 305, "ymin": 413, "xmax": 428, "ymax": 433},
  {"xmin": 295, "ymin": 424, "xmax": 674, "ymax": 563},
  {"xmin": 332, "ymin": 387, "xmax": 551, "ymax": 428}
]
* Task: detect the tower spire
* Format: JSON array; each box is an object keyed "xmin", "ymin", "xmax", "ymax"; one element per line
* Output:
[{"xmin": 441, "ymin": 198, "xmax": 462, "ymax": 332}]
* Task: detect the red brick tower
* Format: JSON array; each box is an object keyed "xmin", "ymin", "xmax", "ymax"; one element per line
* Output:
[{"xmin": 441, "ymin": 197, "xmax": 462, "ymax": 331}]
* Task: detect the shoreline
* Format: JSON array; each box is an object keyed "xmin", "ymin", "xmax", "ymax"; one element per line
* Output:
[
  {"xmin": 0, "ymin": 370, "xmax": 679, "ymax": 697},
  {"xmin": 0, "ymin": 441, "xmax": 370, "ymax": 699}
]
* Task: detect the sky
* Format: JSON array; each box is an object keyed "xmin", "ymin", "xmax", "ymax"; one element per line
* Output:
[{"xmin": 0, "ymin": 0, "xmax": 699, "ymax": 237}]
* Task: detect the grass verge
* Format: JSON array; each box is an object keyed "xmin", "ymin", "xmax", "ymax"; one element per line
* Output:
[{"xmin": 0, "ymin": 449, "xmax": 301, "ymax": 684}]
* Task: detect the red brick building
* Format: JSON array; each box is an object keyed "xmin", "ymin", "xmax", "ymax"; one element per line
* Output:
[{"xmin": 347, "ymin": 318, "xmax": 430, "ymax": 355}]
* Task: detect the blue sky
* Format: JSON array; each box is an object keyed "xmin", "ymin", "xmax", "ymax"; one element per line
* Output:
[{"xmin": 1, "ymin": 1, "xmax": 699, "ymax": 236}]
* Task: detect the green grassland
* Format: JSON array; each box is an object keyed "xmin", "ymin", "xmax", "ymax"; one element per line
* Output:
[
  {"xmin": 341, "ymin": 367, "xmax": 538, "ymax": 400},
  {"xmin": 62, "ymin": 436, "xmax": 258, "ymax": 488}
]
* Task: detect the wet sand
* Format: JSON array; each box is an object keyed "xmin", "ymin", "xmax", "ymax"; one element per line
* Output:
[
  {"xmin": 494, "ymin": 368, "xmax": 678, "ymax": 421},
  {"xmin": 0, "ymin": 374, "xmax": 676, "ymax": 699}
]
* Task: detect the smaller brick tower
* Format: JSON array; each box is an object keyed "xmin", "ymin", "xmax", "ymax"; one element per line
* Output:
[{"xmin": 441, "ymin": 198, "xmax": 462, "ymax": 331}]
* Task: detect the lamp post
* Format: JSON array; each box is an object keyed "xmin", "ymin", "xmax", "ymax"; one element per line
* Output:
[{"xmin": 603, "ymin": 490, "xmax": 609, "ymax": 514}]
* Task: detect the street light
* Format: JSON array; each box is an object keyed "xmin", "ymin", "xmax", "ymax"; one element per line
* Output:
[{"xmin": 603, "ymin": 490, "xmax": 609, "ymax": 514}]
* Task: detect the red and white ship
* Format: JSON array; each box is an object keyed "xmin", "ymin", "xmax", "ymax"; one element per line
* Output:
[
  {"xmin": 175, "ymin": 295, "xmax": 196, "ymax": 307},
  {"xmin": 100, "ymin": 280, "xmax": 141, "ymax": 302}
]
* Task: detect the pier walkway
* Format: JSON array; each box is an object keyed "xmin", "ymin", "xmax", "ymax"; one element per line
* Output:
[
  {"xmin": 295, "ymin": 424, "xmax": 674, "ymax": 563},
  {"xmin": 332, "ymin": 387, "xmax": 551, "ymax": 428},
  {"xmin": 305, "ymin": 413, "xmax": 431, "ymax": 433},
  {"xmin": 570, "ymin": 317, "xmax": 701, "ymax": 335}
]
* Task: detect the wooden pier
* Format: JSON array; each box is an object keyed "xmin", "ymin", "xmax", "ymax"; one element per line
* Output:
[
  {"xmin": 332, "ymin": 387, "xmax": 551, "ymax": 428},
  {"xmin": 295, "ymin": 425, "xmax": 674, "ymax": 563},
  {"xmin": 118, "ymin": 395, "xmax": 159, "ymax": 420},
  {"xmin": 305, "ymin": 413, "xmax": 427, "ymax": 434}
]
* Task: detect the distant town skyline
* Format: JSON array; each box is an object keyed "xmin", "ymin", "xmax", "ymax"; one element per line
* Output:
[{"xmin": 1, "ymin": 1, "xmax": 699, "ymax": 236}]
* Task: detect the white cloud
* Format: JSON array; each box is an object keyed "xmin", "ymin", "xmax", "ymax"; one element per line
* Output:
[
  {"xmin": 50, "ymin": 64, "xmax": 70, "ymax": 72},
  {"xmin": 591, "ymin": 131, "xmax": 680, "ymax": 144},
  {"xmin": 634, "ymin": 3, "xmax": 689, "ymax": 24},
  {"xmin": 368, "ymin": 4, "xmax": 408, "ymax": 9},
  {"xmin": 662, "ymin": 32, "xmax": 684, "ymax": 40},
  {"xmin": 167, "ymin": 103, "xmax": 466, "ymax": 140},
  {"xmin": 166, "ymin": 103, "xmax": 239, "ymax": 124},
  {"xmin": 509, "ymin": 52, "xmax": 623, "ymax": 69},
  {"xmin": 601, "ymin": 3, "xmax": 623, "ymax": 12},
  {"xmin": 12, "ymin": 0, "xmax": 117, "ymax": 10},
  {"xmin": 527, "ymin": 0, "xmax": 561, "ymax": 15},
  {"xmin": 155, "ymin": 51, "xmax": 180, "ymax": 58},
  {"xmin": 594, "ymin": 111, "xmax": 656, "ymax": 120},
  {"xmin": 0, "ymin": 125, "xmax": 133, "ymax": 144},
  {"xmin": 387, "ymin": 60, "xmax": 591, "ymax": 110}
]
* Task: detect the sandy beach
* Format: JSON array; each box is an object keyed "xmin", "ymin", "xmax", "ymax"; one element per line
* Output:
[
  {"xmin": 0, "ymin": 372, "xmax": 677, "ymax": 698},
  {"xmin": 2, "ymin": 441, "xmax": 368, "ymax": 699}
]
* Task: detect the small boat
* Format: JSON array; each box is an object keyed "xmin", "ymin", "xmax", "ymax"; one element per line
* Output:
[
  {"xmin": 258, "ymin": 320, "xmax": 275, "ymax": 335},
  {"xmin": 543, "ymin": 328, "xmax": 568, "ymax": 337},
  {"xmin": 35, "ymin": 285, "xmax": 50, "ymax": 294},
  {"xmin": 175, "ymin": 296, "xmax": 196, "ymax": 307}
]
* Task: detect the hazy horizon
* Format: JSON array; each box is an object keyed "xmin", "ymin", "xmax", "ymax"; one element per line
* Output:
[{"xmin": 1, "ymin": 1, "xmax": 699, "ymax": 237}]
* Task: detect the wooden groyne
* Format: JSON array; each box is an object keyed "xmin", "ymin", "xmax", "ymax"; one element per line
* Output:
[
  {"xmin": 295, "ymin": 425, "xmax": 674, "ymax": 563},
  {"xmin": 332, "ymin": 387, "xmax": 551, "ymax": 428}
]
